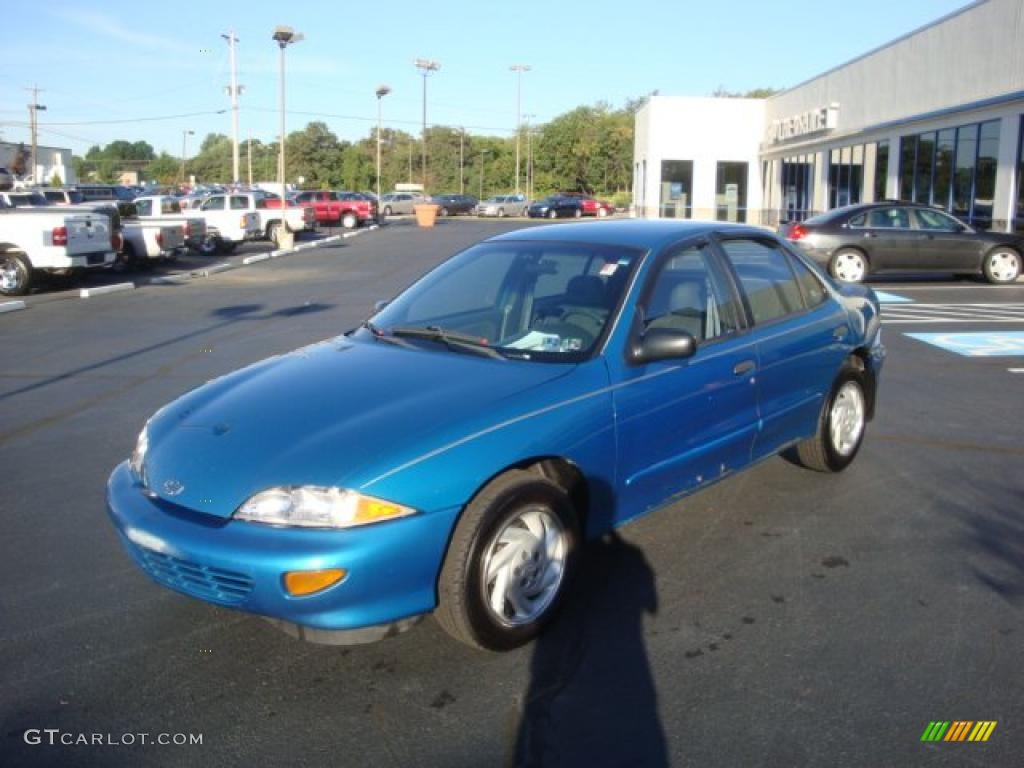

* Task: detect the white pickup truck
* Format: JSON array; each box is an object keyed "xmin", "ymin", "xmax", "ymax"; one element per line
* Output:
[
  {"xmin": 132, "ymin": 196, "xmax": 208, "ymax": 252},
  {"xmin": 194, "ymin": 194, "xmax": 263, "ymax": 253},
  {"xmin": 0, "ymin": 204, "xmax": 115, "ymax": 296},
  {"xmin": 117, "ymin": 215, "xmax": 185, "ymax": 271},
  {"xmin": 200, "ymin": 192, "xmax": 315, "ymax": 248}
]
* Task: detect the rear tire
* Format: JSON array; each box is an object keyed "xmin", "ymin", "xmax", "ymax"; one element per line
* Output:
[
  {"xmin": 497, "ymin": 208, "xmax": 505, "ymax": 218},
  {"xmin": 439, "ymin": 207, "xmax": 449, "ymax": 217},
  {"xmin": 435, "ymin": 470, "xmax": 580, "ymax": 651},
  {"xmin": 219, "ymin": 241, "xmax": 238, "ymax": 254},
  {"xmin": 982, "ymin": 247, "xmax": 1021, "ymax": 284},
  {"xmin": 0, "ymin": 252, "xmax": 32, "ymax": 296},
  {"xmin": 829, "ymin": 248, "xmax": 868, "ymax": 283},
  {"xmin": 113, "ymin": 243, "xmax": 138, "ymax": 273},
  {"xmin": 383, "ymin": 205, "xmax": 393, "ymax": 217},
  {"xmin": 574, "ymin": 208, "xmax": 583, "ymax": 219},
  {"xmin": 597, "ymin": 207, "xmax": 609, "ymax": 218},
  {"xmin": 341, "ymin": 212, "xmax": 358, "ymax": 230},
  {"xmin": 198, "ymin": 235, "xmax": 221, "ymax": 256},
  {"xmin": 267, "ymin": 222, "xmax": 281, "ymax": 246},
  {"xmin": 793, "ymin": 361, "xmax": 868, "ymax": 473}
]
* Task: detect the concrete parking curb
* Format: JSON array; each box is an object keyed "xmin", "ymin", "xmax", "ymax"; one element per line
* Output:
[
  {"xmin": 0, "ymin": 300, "xmax": 27, "ymax": 314},
  {"xmin": 192, "ymin": 262, "xmax": 234, "ymax": 277},
  {"xmin": 80, "ymin": 282, "xmax": 135, "ymax": 298},
  {"xmin": 243, "ymin": 253, "xmax": 272, "ymax": 265}
]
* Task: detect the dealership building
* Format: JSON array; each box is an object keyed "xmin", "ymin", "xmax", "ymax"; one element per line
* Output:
[{"xmin": 633, "ymin": 0, "xmax": 1024, "ymax": 233}]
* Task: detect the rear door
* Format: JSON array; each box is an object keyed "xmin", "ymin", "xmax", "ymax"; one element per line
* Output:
[
  {"xmin": 715, "ymin": 236, "xmax": 849, "ymax": 459},
  {"xmin": 912, "ymin": 208, "xmax": 984, "ymax": 271}
]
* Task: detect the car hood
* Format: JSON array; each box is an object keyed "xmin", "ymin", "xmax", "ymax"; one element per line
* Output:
[{"xmin": 140, "ymin": 337, "xmax": 575, "ymax": 518}]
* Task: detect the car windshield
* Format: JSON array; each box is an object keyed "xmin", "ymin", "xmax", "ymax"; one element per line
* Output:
[{"xmin": 364, "ymin": 240, "xmax": 642, "ymax": 361}]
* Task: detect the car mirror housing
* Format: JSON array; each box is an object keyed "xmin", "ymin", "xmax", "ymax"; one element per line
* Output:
[
  {"xmin": 628, "ymin": 327, "xmax": 698, "ymax": 365},
  {"xmin": 373, "ymin": 299, "xmax": 389, "ymax": 313}
]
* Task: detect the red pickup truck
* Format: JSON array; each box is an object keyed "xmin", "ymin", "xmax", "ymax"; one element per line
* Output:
[{"xmin": 294, "ymin": 190, "xmax": 377, "ymax": 229}]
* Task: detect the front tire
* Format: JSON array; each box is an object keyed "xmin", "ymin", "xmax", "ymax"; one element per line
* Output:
[
  {"xmin": 793, "ymin": 362, "xmax": 868, "ymax": 472},
  {"xmin": 829, "ymin": 248, "xmax": 868, "ymax": 283},
  {"xmin": 574, "ymin": 208, "xmax": 583, "ymax": 219},
  {"xmin": 597, "ymin": 207, "xmax": 609, "ymax": 218},
  {"xmin": 497, "ymin": 208, "xmax": 505, "ymax": 218},
  {"xmin": 0, "ymin": 252, "xmax": 32, "ymax": 296},
  {"xmin": 341, "ymin": 212, "xmax": 358, "ymax": 230},
  {"xmin": 383, "ymin": 205, "xmax": 393, "ymax": 217},
  {"xmin": 435, "ymin": 470, "xmax": 580, "ymax": 651},
  {"xmin": 547, "ymin": 209, "xmax": 558, "ymax": 220},
  {"xmin": 983, "ymin": 247, "xmax": 1021, "ymax": 284}
]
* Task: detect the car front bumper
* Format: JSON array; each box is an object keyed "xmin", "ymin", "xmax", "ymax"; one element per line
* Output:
[{"xmin": 106, "ymin": 461, "xmax": 459, "ymax": 639}]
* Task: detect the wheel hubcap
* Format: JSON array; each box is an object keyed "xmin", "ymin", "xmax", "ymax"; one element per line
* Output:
[
  {"xmin": 834, "ymin": 252, "xmax": 865, "ymax": 282},
  {"xmin": 481, "ymin": 506, "xmax": 567, "ymax": 627},
  {"xmin": 989, "ymin": 251, "xmax": 1021, "ymax": 282},
  {"xmin": 830, "ymin": 381, "xmax": 865, "ymax": 457},
  {"xmin": 1, "ymin": 259, "xmax": 22, "ymax": 291}
]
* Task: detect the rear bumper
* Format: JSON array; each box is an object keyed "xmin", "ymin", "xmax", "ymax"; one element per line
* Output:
[
  {"xmin": 105, "ymin": 462, "xmax": 458, "ymax": 635},
  {"xmin": 66, "ymin": 251, "xmax": 116, "ymax": 269}
]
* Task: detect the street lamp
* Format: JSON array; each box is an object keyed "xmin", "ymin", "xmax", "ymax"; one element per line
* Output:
[
  {"xmin": 524, "ymin": 113, "xmax": 536, "ymax": 201},
  {"xmin": 478, "ymin": 148, "xmax": 489, "ymax": 199},
  {"xmin": 273, "ymin": 25, "xmax": 304, "ymax": 197},
  {"xmin": 510, "ymin": 64, "xmax": 530, "ymax": 193},
  {"xmin": 414, "ymin": 58, "xmax": 440, "ymax": 190},
  {"xmin": 375, "ymin": 85, "xmax": 391, "ymax": 205},
  {"xmin": 180, "ymin": 129, "xmax": 194, "ymax": 185}
]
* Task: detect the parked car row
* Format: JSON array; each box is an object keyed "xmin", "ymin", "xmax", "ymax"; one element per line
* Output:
[{"xmin": 376, "ymin": 190, "xmax": 618, "ymax": 219}]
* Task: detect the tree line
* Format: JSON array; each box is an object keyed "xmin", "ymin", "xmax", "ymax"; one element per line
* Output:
[{"xmin": 73, "ymin": 99, "xmax": 644, "ymax": 205}]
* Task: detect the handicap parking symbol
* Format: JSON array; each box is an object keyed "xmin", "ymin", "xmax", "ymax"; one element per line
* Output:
[{"xmin": 906, "ymin": 331, "xmax": 1024, "ymax": 357}]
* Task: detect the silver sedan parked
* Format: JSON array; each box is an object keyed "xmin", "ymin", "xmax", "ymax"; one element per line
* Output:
[{"xmin": 476, "ymin": 194, "xmax": 530, "ymax": 218}]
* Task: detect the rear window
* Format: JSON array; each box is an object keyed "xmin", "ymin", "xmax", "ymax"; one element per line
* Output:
[{"xmin": 161, "ymin": 199, "xmax": 181, "ymax": 214}]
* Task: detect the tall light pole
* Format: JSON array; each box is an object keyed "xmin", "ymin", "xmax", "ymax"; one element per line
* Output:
[
  {"xmin": 478, "ymin": 149, "xmax": 489, "ymax": 199},
  {"xmin": 180, "ymin": 129, "xmax": 194, "ymax": 185},
  {"xmin": 273, "ymin": 26, "xmax": 304, "ymax": 197},
  {"xmin": 510, "ymin": 64, "xmax": 530, "ymax": 193},
  {"xmin": 375, "ymin": 85, "xmax": 391, "ymax": 204},
  {"xmin": 414, "ymin": 58, "xmax": 440, "ymax": 191},
  {"xmin": 25, "ymin": 84, "xmax": 46, "ymax": 183},
  {"xmin": 524, "ymin": 113, "xmax": 536, "ymax": 201},
  {"xmin": 459, "ymin": 127, "xmax": 465, "ymax": 195},
  {"xmin": 221, "ymin": 31, "xmax": 244, "ymax": 186}
]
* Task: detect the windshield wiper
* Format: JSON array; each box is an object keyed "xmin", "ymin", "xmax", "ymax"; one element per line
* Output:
[
  {"xmin": 389, "ymin": 325, "xmax": 506, "ymax": 360},
  {"xmin": 360, "ymin": 320, "xmax": 416, "ymax": 348}
]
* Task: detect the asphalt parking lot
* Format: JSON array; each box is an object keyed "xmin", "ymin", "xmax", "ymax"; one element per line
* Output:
[{"xmin": 1, "ymin": 218, "xmax": 1022, "ymax": 767}]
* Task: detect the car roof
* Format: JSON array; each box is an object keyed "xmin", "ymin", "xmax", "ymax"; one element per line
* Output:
[{"xmin": 486, "ymin": 219, "xmax": 772, "ymax": 250}]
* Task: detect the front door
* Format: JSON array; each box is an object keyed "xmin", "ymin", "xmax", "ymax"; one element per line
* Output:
[{"xmin": 611, "ymin": 240, "xmax": 760, "ymax": 520}]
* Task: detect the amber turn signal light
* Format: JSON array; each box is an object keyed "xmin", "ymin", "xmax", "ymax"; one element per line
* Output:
[{"xmin": 283, "ymin": 568, "xmax": 347, "ymax": 596}]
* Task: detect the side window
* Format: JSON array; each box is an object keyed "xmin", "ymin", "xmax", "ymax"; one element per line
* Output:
[
  {"xmin": 135, "ymin": 199, "xmax": 152, "ymax": 216},
  {"xmin": 914, "ymin": 209, "xmax": 959, "ymax": 231},
  {"xmin": 721, "ymin": 239, "xmax": 806, "ymax": 325},
  {"xmin": 867, "ymin": 207, "xmax": 910, "ymax": 228},
  {"xmin": 201, "ymin": 197, "xmax": 225, "ymax": 211},
  {"xmin": 230, "ymin": 196, "xmax": 248, "ymax": 210},
  {"xmin": 644, "ymin": 245, "xmax": 742, "ymax": 342},
  {"xmin": 788, "ymin": 253, "xmax": 828, "ymax": 308},
  {"xmin": 849, "ymin": 213, "xmax": 866, "ymax": 227}
]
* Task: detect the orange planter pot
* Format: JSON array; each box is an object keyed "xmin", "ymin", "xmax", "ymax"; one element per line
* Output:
[{"xmin": 414, "ymin": 204, "xmax": 440, "ymax": 228}]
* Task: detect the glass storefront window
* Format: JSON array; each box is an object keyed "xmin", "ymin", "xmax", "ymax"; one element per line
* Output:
[
  {"xmin": 715, "ymin": 162, "xmax": 747, "ymax": 223},
  {"xmin": 780, "ymin": 154, "xmax": 815, "ymax": 222},
  {"xmin": 874, "ymin": 141, "xmax": 889, "ymax": 201},
  {"xmin": 659, "ymin": 160, "xmax": 693, "ymax": 219},
  {"xmin": 1016, "ymin": 116, "xmax": 1024, "ymax": 234},
  {"xmin": 828, "ymin": 144, "xmax": 865, "ymax": 208},
  {"xmin": 900, "ymin": 118, "xmax": 1001, "ymax": 229},
  {"xmin": 973, "ymin": 120, "xmax": 1000, "ymax": 230}
]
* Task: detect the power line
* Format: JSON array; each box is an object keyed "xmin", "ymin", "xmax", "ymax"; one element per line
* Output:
[{"xmin": 37, "ymin": 109, "xmax": 227, "ymax": 126}]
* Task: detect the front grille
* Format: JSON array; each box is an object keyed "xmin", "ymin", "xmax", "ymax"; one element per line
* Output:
[{"xmin": 130, "ymin": 543, "xmax": 254, "ymax": 605}]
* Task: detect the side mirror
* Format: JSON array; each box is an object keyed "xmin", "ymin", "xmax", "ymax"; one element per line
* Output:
[
  {"xmin": 373, "ymin": 299, "xmax": 389, "ymax": 313},
  {"xmin": 628, "ymin": 327, "xmax": 697, "ymax": 365}
]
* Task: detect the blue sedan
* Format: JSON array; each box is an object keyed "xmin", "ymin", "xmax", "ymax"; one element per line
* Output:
[{"xmin": 107, "ymin": 220, "xmax": 884, "ymax": 651}]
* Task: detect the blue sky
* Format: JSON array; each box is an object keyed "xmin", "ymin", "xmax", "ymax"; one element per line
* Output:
[{"xmin": 2, "ymin": 0, "xmax": 968, "ymax": 157}]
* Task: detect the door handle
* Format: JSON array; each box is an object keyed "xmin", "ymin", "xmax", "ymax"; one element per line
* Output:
[
  {"xmin": 833, "ymin": 326, "xmax": 849, "ymax": 341},
  {"xmin": 733, "ymin": 360, "xmax": 756, "ymax": 376},
  {"xmin": 862, "ymin": 232, "xmax": 874, "ymax": 238}
]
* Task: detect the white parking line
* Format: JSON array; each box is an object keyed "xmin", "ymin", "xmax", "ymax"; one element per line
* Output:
[
  {"xmin": 80, "ymin": 282, "xmax": 135, "ymax": 298},
  {"xmin": 882, "ymin": 303, "xmax": 1024, "ymax": 324},
  {"xmin": 1009, "ymin": 368, "xmax": 1024, "ymax": 374},
  {"xmin": 0, "ymin": 300, "xmax": 27, "ymax": 313}
]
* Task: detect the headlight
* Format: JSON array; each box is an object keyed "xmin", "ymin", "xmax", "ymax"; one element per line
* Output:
[
  {"xmin": 234, "ymin": 487, "xmax": 416, "ymax": 529},
  {"xmin": 130, "ymin": 424, "xmax": 149, "ymax": 482}
]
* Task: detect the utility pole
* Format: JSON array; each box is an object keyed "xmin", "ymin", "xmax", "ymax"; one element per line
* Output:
[
  {"xmin": 375, "ymin": 85, "xmax": 391, "ymax": 204},
  {"xmin": 180, "ymin": 129, "xmax": 194, "ymax": 185},
  {"xmin": 25, "ymin": 84, "xmax": 46, "ymax": 184},
  {"xmin": 524, "ymin": 114, "xmax": 536, "ymax": 201},
  {"xmin": 414, "ymin": 59, "xmax": 440, "ymax": 191},
  {"xmin": 247, "ymin": 131, "xmax": 253, "ymax": 186},
  {"xmin": 510, "ymin": 65, "xmax": 530, "ymax": 193},
  {"xmin": 222, "ymin": 30, "xmax": 243, "ymax": 185},
  {"xmin": 459, "ymin": 127, "xmax": 465, "ymax": 195}
]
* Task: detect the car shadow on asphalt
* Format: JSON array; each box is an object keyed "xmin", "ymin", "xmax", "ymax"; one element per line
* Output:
[
  {"xmin": 511, "ymin": 530, "xmax": 668, "ymax": 768},
  {"xmin": 957, "ymin": 483, "xmax": 1024, "ymax": 607}
]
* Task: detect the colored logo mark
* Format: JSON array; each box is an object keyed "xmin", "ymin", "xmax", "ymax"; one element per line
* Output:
[
  {"xmin": 906, "ymin": 331, "xmax": 1024, "ymax": 357},
  {"xmin": 920, "ymin": 721, "xmax": 997, "ymax": 742}
]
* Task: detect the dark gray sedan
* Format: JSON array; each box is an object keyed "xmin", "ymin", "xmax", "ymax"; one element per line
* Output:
[{"xmin": 780, "ymin": 202, "xmax": 1023, "ymax": 284}]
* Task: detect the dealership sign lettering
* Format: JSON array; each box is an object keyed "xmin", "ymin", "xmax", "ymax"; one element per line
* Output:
[{"xmin": 767, "ymin": 105, "xmax": 839, "ymax": 144}]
